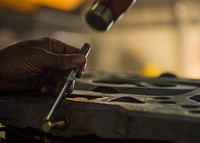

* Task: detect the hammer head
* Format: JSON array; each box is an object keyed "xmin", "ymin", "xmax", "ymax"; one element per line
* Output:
[{"xmin": 85, "ymin": 0, "xmax": 137, "ymax": 31}]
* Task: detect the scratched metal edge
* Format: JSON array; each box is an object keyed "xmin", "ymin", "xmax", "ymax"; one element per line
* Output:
[
  {"xmin": 51, "ymin": 99, "xmax": 200, "ymax": 143},
  {"xmin": 0, "ymin": 72, "xmax": 200, "ymax": 143}
]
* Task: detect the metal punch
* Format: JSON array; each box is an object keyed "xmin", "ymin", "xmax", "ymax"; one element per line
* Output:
[{"xmin": 43, "ymin": 43, "xmax": 91, "ymax": 133}]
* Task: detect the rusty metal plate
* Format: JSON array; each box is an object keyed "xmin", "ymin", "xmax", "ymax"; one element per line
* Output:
[{"xmin": 1, "ymin": 72, "xmax": 200, "ymax": 143}]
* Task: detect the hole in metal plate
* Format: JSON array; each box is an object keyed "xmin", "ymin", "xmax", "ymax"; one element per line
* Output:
[
  {"xmin": 154, "ymin": 97, "xmax": 171, "ymax": 100},
  {"xmin": 67, "ymin": 94, "xmax": 101, "ymax": 100},
  {"xmin": 181, "ymin": 105, "xmax": 199, "ymax": 109},
  {"xmin": 158, "ymin": 101, "xmax": 176, "ymax": 104},
  {"xmin": 190, "ymin": 110, "xmax": 200, "ymax": 114},
  {"xmin": 111, "ymin": 97, "xmax": 144, "ymax": 104},
  {"xmin": 93, "ymin": 79, "xmax": 138, "ymax": 86},
  {"xmin": 93, "ymin": 79, "xmax": 177, "ymax": 87},
  {"xmin": 189, "ymin": 95, "xmax": 200, "ymax": 103},
  {"xmin": 140, "ymin": 82, "xmax": 177, "ymax": 87},
  {"xmin": 92, "ymin": 86, "xmax": 119, "ymax": 94}
]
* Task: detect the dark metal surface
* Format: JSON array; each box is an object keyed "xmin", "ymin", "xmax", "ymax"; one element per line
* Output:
[{"xmin": 0, "ymin": 72, "xmax": 200, "ymax": 143}]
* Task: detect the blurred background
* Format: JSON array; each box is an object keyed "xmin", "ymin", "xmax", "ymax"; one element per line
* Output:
[{"xmin": 0, "ymin": 0, "xmax": 200, "ymax": 79}]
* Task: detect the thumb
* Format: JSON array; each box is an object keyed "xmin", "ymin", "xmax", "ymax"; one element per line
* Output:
[{"xmin": 39, "ymin": 50, "xmax": 86, "ymax": 70}]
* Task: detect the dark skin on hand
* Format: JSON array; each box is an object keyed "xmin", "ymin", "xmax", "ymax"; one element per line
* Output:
[{"xmin": 0, "ymin": 37, "xmax": 87, "ymax": 95}]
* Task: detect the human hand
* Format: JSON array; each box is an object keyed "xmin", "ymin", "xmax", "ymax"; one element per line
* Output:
[{"xmin": 0, "ymin": 37, "xmax": 87, "ymax": 95}]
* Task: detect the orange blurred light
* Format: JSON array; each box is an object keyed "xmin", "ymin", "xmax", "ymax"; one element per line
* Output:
[
  {"xmin": 0, "ymin": 0, "xmax": 38, "ymax": 12},
  {"xmin": 0, "ymin": 0, "xmax": 87, "ymax": 12},
  {"xmin": 37, "ymin": 0, "xmax": 86, "ymax": 11}
]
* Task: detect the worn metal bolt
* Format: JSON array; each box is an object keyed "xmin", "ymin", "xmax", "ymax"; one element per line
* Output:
[{"xmin": 42, "ymin": 120, "xmax": 66, "ymax": 133}]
